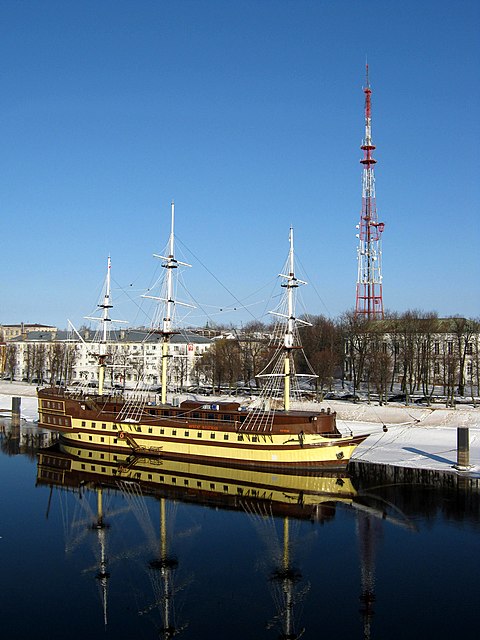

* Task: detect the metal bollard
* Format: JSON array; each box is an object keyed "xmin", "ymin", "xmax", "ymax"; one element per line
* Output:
[
  {"xmin": 455, "ymin": 427, "xmax": 470, "ymax": 470},
  {"xmin": 12, "ymin": 397, "xmax": 21, "ymax": 427}
]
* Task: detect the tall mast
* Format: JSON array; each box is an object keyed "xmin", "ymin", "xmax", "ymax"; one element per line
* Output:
[
  {"xmin": 161, "ymin": 201, "xmax": 176, "ymax": 405},
  {"xmin": 283, "ymin": 229, "xmax": 297, "ymax": 411},
  {"xmin": 143, "ymin": 201, "xmax": 193, "ymax": 405},
  {"xmin": 355, "ymin": 64, "xmax": 385, "ymax": 320},
  {"xmin": 98, "ymin": 256, "xmax": 112, "ymax": 395},
  {"xmin": 85, "ymin": 256, "xmax": 127, "ymax": 396},
  {"xmin": 278, "ymin": 228, "xmax": 309, "ymax": 411}
]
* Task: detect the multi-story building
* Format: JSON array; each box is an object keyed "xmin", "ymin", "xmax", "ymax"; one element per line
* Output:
[
  {"xmin": 2, "ymin": 327, "xmax": 212, "ymax": 390},
  {"xmin": 0, "ymin": 323, "xmax": 57, "ymax": 341}
]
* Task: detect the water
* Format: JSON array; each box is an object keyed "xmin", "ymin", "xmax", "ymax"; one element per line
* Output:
[{"xmin": 1, "ymin": 421, "xmax": 479, "ymax": 640}]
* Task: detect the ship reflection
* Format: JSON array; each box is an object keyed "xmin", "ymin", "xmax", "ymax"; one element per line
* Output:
[{"xmin": 36, "ymin": 444, "xmax": 388, "ymax": 638}]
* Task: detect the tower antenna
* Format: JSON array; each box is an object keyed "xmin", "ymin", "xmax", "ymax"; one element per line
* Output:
[{"xmin": 355, "ymin": 64, "xmax": 385, "ymax": 320}]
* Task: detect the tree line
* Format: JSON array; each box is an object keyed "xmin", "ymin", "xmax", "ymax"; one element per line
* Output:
[{"xmin": 193, "ymin": 312, "xmax": 480, "ymax": 404}]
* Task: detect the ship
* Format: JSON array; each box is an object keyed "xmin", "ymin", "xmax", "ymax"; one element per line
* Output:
[{"xmin": 38, "ymin": 202, "xmax": 369, "ymax": 469}]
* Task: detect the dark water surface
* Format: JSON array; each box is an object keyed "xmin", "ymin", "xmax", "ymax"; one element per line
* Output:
[{"xmin": 1, "ymin": 422, "xmax": 479, "ymax": 640}]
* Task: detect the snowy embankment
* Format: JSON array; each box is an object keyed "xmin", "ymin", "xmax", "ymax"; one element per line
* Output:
[
  {"xmin": 1, "ymin": 381, "xmax": 479, "ymax": 477},
  {"xmin": 326, "ymin": 398, "xmax": 480, "ymax": 477}
]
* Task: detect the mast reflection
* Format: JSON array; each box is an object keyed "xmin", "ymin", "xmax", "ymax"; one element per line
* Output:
[{"xmin": 36, "ymin": 443, "xmax": 359, "ymax": 636}]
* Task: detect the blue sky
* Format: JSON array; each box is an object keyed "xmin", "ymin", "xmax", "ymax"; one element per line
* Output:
[{"xmin": 1, "ymin": 0, "xmax": 479, "ymax": 329}]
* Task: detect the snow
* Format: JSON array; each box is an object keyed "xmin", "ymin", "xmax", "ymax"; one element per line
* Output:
[{"xmin": 1, "ymin": 381, "xmax": 479, "ymax": 478}]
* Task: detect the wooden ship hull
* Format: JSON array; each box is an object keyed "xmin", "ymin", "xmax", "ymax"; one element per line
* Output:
[{"xmin": 37, "ymin": 389, "xmax": 368, "ymax": 469}]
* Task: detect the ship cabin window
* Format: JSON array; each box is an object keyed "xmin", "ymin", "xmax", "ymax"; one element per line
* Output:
[
  {"xmin": 210, "ymin": 483, "xmax": 215, "ymax": 489},
  {"xmin": 160, "ymin": 476, "xmax": 164, "ymax": 482},
  {"xmin": 237, "ymin": 488, "xmax": 243, "ymax": 495},
  {"xmin": 224, "ymin": 434, "xmax": 229, "ymax": 440},
  {"xmin": 237, "ymin": 435, "xmax": 244, "ymax": 441},
  {"xmin": 78, "ymin": 434, "xmax": 81, "ymax": 439},
  {"xmin": 100, "ymin": 453, "xmax": 104, "ymax": 459},
  {"xmin": 113, "ymin": 424, "xmax": 117, "ymax": 430},
  {"xmin": 172, "ymin": 478, "xmax": 176, "ymax": 484},
  {"xmin": 210, "ymin": 433, "xmax": 216, "ymax": 439},
  {"xmin": 184, "ymin": 479, "xmax": 189, "ymax": 486},
  {"xmin": 184, "ymin": 431, "xmax": 189, "ymax": 437},
  {"xmin": 197, "ymin": 481, "xmax": 202, "ymax": 487},
  {"xmin": 88, "ymin": 452, "xmax": 92, "ymax": 457},
  {"xmin": 91, "ymin": 422, "xmax": 96, "ymax": 428},
  {"xmin": 148, "ymin": 409, "xmax": 156, "ymax": 415},
  {"xmin": 81, "ymin": 464, "xmax": 86, "ymax": 470},
  {"xmin": 113, "ymin": 439, "xmax": 117, "ymax": 444},
  {"xmin": 91, "ymin": 466, "xmax": 95, "ymax": 471},
  {"xmin": 101, "ymin": 423, "xmax": 106, "ymax": 429},
  {"xmin": 223, "ymin": 485, "xmax": 228, "ymax": 492},
  {"xmin": 197, "ymin": 432, "xmax": 202, "ymax": 438},
  {"xmin": 160, "ymin": 429, "xmax": 164, "ymax": 435},
  {"xmin": 101, "ymin": 467, "xmax": 106, "ymax": 473},
  {"xmin": 222, "ymin": 414, "xmax": 231, "ymax": 421},
  {"xmin": 88, "ymin": 436, "xmax": 92, "ymax": 441},
  {"xmin": 172, "ymin": 430, "xmax": 177, "ymax": 436},
  {"xmin": 81, "ymin": 421, "xmax": 86, "ymax": 427},
  {"xmin": 77, "ymin": 450, "xmax": 81, "ymax": 455},
  {"xmin": 252, "ymin": 436, "xmax": 258, "ymax": 442},
  {"xmin": 193, "ymin": 412, "xmax": 200, "ymax": 419},
  {"xmin": 207, "ymin": 413, "xmax": 215, "ymax": 420},
  {"xmin": 113, "ymin": 455, "xmax": 118, "ymax": 460},
  {"xmin": 100, "ymin": 437, "xmax": 105, "ymax": 443},
  {"xmin": 148, "ymin": 474, "xmax": 152, "ymax": 480},
  {"xmin": 239, "ymin": 415, "xmax": 246, "ymax": 423},
  {"xmin": 163, "ymin": 410, "xmax": 171, "ymax": 417},
  {"xmin": 148, "ymin": 427, "xmax": 153, "ymax": 434}
]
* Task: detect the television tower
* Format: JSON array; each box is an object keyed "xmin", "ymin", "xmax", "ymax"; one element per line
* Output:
[{"xmin": 355, "ymin": 65, "xmax": 385, "ymax": 319}]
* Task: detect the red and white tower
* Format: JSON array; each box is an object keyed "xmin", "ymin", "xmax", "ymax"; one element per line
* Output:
[{"xmin": 355, "ymin": 65, "xmax": 385, "ymax": 319}]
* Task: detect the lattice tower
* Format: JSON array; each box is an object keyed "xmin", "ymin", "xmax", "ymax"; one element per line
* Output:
[{"xmin": 355, "ymin": 65, "xmax": 385, "ymax": 319}]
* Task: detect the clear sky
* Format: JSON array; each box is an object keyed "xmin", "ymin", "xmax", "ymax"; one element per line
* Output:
[{"xmin": 1, "ymin": 0, "xmax": 479, "ymax": 330}]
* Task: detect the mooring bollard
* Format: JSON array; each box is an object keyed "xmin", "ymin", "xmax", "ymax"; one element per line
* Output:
[
  {"xmin": 455, "ymin": 427, "xmax": 470, "ymax": 470},
  {"xmin": 12, "ymin": 397, "xmax": 21, "ymax": 427}
]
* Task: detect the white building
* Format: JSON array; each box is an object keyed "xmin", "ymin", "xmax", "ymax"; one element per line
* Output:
[{"xmin": 2, "ymin": 327, "xmax": 212, "ymax": 390}]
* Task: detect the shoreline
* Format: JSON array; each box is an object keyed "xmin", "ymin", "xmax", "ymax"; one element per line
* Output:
[{"xmin": 1, "ymin": 380, "xmax": 479, "ymax": 478}]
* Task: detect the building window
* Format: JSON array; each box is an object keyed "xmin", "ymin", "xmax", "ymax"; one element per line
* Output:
[
  {"xmin": 172, "ymin": 430, "xmax": 177, "ymax": 436},
  {"xmin": 81, "ymin": 421, "xmax": 86, "ymax": 427},
  {"xmin": 102, "ymin": 423, "xmax": 106, "ymax": 429},
  {"xmin": 148, "ymin": 427, "xmax": 153, "ymax": 433},
  {"xmin": 237, "ymin": 435, "xmax": 244, "ymax": 441},
  {"xmin": 210, "ymin": 433, "xmax": 216, "ymax": 439},
  {"xmin": 91, "ymin": 422, "xmax": 96, "ymax": 428},
  {"xmin": 197, "ymin": 432, "xmax": 202, "ymax": 438},
  {"xmin": 88, "ymin": 436, "xmax": 92, "ymax": 441},
  {"xmin": 224, "ymin": 434, "xmax": 229, "ymax": 440},
  {"xmin": 184, "ymin": 431, "xmax": 189, "ymax": 437}
]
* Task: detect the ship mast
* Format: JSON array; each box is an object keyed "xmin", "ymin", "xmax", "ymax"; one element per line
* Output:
[
  {"xmin": 259, "ymin": 228, "xmax": 313, "ymax": 411},
  {"xmin": 143, "ymin": 201, "xmax": 193, "ymax": 405},
  {"xmin": 98, "ymin": 257, "xmax": 112, "ymax": 396},
  {"xmin": 85, "ymin": 256, "xmax": 127, "ymax": 396},
  {"xmin": 277, "ymin": 228, "xmax": 309, "ymax": 411},
  {"xmin": 161, "ymin": 202, "xmax": 176, "ymax": 405}
]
